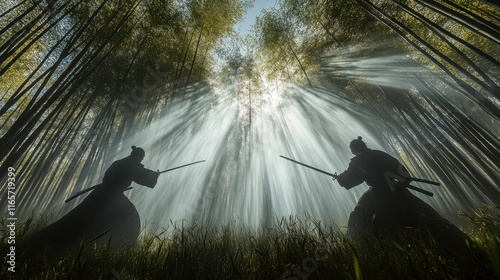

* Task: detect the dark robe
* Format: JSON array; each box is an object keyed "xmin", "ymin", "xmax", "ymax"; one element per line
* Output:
[
  {"xmin": 335, "ymin": 149, "xmax": 495, "ymax": 277},
  {"xmin": 22, "ymin": 156, "xmax": 158, "ymax": 257},
  {"xmin": 337, "ymin": 149, "xmax": 467, "ymax": 247}
]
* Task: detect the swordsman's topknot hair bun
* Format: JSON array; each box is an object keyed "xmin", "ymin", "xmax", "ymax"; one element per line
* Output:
[
  {"xmin": 130, "ymin": 145, "xmax": 145, "ymax": 159},
  {"xmin": 349, "ymin": 136, "xmax": 367, "ymax": 152}
]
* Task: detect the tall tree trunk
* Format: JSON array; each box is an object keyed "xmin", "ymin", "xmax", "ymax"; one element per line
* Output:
[
  {"xmin": 175, "ymin": 29, "xmax": 195, "ymax": 88},
  {"xmin": 286, "ymin": 39, "xmax": 313, "ymax": 87},
  {"xmin": 187, "ymin": 26, "xmax": 203, "ymax": 84}
]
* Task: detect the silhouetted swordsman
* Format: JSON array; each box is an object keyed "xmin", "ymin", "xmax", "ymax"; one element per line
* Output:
[
  {"xmin": 334, "ymin": 137, "xmax": 496, "ymax": 277},
  {"xmin": 99, "ymin": 145, "xmax": 158, "ymax": 192},
  {"xmin": 23, "ymin": 146, "xmax": 159, "ymax": 257},
  {"xmin": 336, "ymin": 137, "xmax": 467, "ymax": 246}
]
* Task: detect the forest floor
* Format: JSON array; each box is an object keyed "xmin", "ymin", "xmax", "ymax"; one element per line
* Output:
[{"xmin": 1, "ymin": 206, "xmax": 499, "ymax": 280}]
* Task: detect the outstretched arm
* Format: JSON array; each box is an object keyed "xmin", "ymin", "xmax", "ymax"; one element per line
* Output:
[
  {"xmin": 134, "ymin": 168, "xmax": 159, "ymax": 188},
  {"xmin": 336, "ymin": 164, "xmax": 364, "ymax": 190}
]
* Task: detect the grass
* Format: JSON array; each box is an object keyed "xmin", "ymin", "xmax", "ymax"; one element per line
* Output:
[{"xmin": 1, "ymin": 206, "xmax": 499, "ymax": 280}]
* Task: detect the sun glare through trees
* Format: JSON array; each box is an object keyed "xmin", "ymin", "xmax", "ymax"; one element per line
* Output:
[{"xmin": 0, "ymin": 0, "xmax": 499, "ymax": 279}]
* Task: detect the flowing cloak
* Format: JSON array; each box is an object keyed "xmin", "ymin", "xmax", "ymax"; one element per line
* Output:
[
  {"xmin": 336, "ymin": 149, "xmax": 467, "ymax": 247},
  {"xmin": 22, "ymin": 156, "xmax": 158, "ymax": 256}
]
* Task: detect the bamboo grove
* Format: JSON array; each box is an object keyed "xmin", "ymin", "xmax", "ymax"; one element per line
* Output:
[
  {"xmin": 252, "ymin": 0, "xmax": 499, "ymax": 208},
  {"xmin": 0, "ymin": 0, "xmax": 499, "ymax": 216},
  {"xmin": 0, "ymin": 0, "xmax": 250, "ymax": 212}
]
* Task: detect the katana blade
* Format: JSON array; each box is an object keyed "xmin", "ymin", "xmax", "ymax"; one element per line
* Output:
[
  {"xmin": 158, "ymin": 160, "xmax": 206, "ymax": 174},
  {"xmin": 280, "ymin": 155, "xmax": 337, "ymax": 178}
]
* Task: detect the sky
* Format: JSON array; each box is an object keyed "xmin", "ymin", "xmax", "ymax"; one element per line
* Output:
[{"xmin": 234, "ymin": 0, "xmax": 279, "ymax": 37}]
